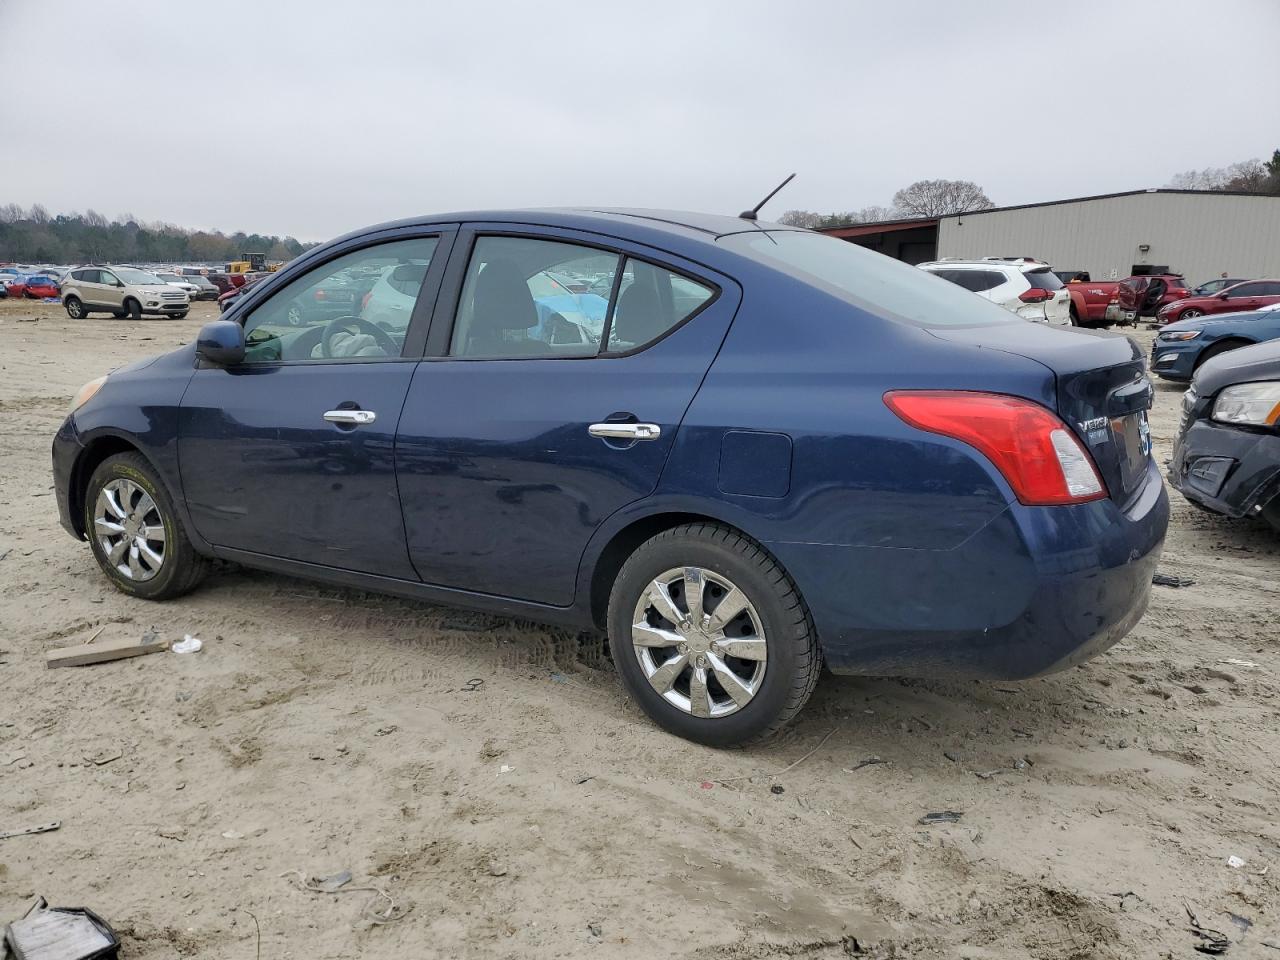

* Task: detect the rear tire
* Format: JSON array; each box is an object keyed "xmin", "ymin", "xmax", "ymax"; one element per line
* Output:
[
  {"xmin": 84, "ymin": 452, "xmax": 210, "ymax": 601},
  {"xmin": 124, "ymin": 298, "xmax": 142, "ymax": 319},
  {"xmin": 64, "ymin": 296, "xmax": 86, "ymax": 319},
  {"xmin": 1068, "ymin": 306, "xmax": 1080, "ymax": 327},
  {"xmin": 607, "ymin": 522, "xmax": 821, "ymax": 747}
]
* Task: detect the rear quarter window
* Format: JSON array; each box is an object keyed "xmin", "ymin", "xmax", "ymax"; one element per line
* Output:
[{"xmin": 1024, "ymin": 269, "xmax": 1064, "ymax": 291}]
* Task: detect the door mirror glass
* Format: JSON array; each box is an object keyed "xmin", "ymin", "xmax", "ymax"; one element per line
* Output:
[{"xmin": 196, "ymin": 320, "xmax": 245, "ymax": 365}]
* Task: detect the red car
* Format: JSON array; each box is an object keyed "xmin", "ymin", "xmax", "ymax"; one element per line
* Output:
[
  {"xmin": 23, "ymin": 275, "xmax": 61, "ymax": 299},
  {"xmin": 1114, "ymin": 274, "xmax": 1193, "ymax": 320},
  {"xmin": 1157, "ymin": 279, "xmax": 1280, "ymax": 325}
]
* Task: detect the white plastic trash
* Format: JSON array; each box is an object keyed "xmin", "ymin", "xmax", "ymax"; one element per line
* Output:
[{"xmin": 172, "ymin": 635, "xmax": 203, "ymax": 654}]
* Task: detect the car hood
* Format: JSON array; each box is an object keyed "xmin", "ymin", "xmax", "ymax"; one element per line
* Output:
[
  {"xmin": 1194, "ymin": 338, "xmax": 1280, "ymax": 394},
  {"xmin": 1162, "ymin": 310, "xmax": 1259, "ymax": 332}
]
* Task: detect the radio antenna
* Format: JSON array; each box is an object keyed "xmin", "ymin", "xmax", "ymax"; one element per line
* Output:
[{"xmin": 739, "ymin": 173, "xmax": 796, "ymax": 221}]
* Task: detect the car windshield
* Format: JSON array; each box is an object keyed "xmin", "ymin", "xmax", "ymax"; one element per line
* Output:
[
  {"xmin": 114, "ymin": 268, "xmax": 166, "ymax": 285},
  {"xmin": 719, "ymin": 231, "xmax": 1017, "ymax": 328},
  {"xmin": 155, "ymin": 273, "xmax": 181, "ymax": 281}
]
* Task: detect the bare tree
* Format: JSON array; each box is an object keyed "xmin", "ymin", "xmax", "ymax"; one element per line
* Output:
[
  {"xmin": 28, "ymin": 203, "xmax": 50, "ymax": 224},
  {"xmin": 0, "ymin": 203, "xmax": 24, "ymax": 223},
  {"xmin": 777, "ymin": 210, "xmax": 823, "ymax": 228},
  {"xmin": 892, "ymin": 179, "xmax": 994, "ymax": 217},
  {"xmin": 850, "ymin": 204, "xmax": 897, "ymax": 223},
  {"xmin": 1167, "ymin": 158, "xmax": 1269, "ymax": 192},
  {"xmin": 84, "ymin": 209, "xmax": 110, "ymax": 228}
]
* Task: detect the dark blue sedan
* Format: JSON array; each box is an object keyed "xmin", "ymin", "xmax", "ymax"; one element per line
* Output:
[
  {"xmin": 52, "ymin": 209, "xmax": 1169, "ymax": 745},
  {"xmin": 1151, "ymin": 302, "xmax": 1280, "ymax": 381}
]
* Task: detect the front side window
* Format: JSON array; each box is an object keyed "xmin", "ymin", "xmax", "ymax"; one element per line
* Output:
[
  {"xmin": 242, "ymin": 237, "xmax": 437, "ymax": 363},
  {"xmin": 450, "ymin": 236, "xmax": 620, "ymax": 358}
]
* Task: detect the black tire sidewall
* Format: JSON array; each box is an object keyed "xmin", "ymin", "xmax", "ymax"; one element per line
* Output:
[
  {"xmin": 608, "ymin": 529, "xmax": 809, "ymax": 747},
  {"xmin": 125, "ymin": 298, "xmax": 141, "ymax": 319},
  {"xmin": 65, "ymin": 297, "xmax": 83, "ymax": 319},
  {"xmin": 85, "ymin": 454, "xmax": 193, "ymax": 600}
]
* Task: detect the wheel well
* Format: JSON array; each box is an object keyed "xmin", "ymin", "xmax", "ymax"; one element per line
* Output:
[
  {"xmin": 68, "ymin": 436, "xmax": 143, "ymax": 536},
  {"xmin": 588, "ymin": 512, "xmax": 747, "ymax": 629},
  {"xmin": 1194, "ymin": 338, "xmax": 1253, "ymax": 369}
]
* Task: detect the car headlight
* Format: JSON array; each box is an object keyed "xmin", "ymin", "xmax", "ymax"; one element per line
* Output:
[
  {"xmin": 69, "ymin": 375, "xmax": 107, "ymax": 413},
  {"xmin": 1159, "ymin": 330, "xmax": 1201, "ymax": 341},
  {"xmin": 1211, "ymin": 381, "xmax": 1280, "ymax": 427}
]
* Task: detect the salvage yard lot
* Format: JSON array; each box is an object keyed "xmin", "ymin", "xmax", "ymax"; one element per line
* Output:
[{"xmin": 2, "ymin": 298, "xmax": 1277, "ymax": 958}]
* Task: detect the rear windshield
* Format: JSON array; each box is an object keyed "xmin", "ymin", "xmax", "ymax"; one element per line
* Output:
[
  {"xmin": 1023, "ymin": 268, "xmax": 1064, "ymax": 291},
  {"xmin": 718, "ymin": 231, "xmax": 1017, "ymax": 328}
]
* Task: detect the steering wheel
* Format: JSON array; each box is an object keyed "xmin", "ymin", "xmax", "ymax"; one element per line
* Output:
[{"xmin": 319, "ymin": 315, "xmax": 399, "ymax": 359}]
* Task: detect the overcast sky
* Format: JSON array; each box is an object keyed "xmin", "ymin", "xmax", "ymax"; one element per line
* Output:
[{"xmin": 3, "ymin": 0, "xmax": 1278, "ymax": 241}]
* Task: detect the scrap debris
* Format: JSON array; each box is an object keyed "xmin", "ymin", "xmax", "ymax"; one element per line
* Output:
[
  {"xmin": 281, "ymin": 869, "xmax": 409, "ymax": 924},
  {"xmin": 1153, "ymin": 573, "xmax": 1196, "ymax": 588},
  {"xmin": 4, "ymin": 898, "xmax": 120, "ymax": 960},
  {"xmin": 0, "ymin": 821, "xmax": 61, "ymax": 842},
  {"xmin": 46, "ymin": 631, "xmax": 168, "ymax": 668},
  {"xmin": 1185, "ymin": 903, "xmax": 1230, "ymax": 954},
  {"xmin": 918, "ymin": 810, "xmax": 963, "ymax": 825}
]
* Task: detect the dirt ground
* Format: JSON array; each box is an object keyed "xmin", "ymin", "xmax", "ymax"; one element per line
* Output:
[{"xmin": 1, "ymin": 296, "xmax": 1277, "ymax": 959}]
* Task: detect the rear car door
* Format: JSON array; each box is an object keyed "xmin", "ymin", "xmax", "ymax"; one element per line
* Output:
[
  {"xmin": 395, "ymin": 226, "xmax": 739, "ymax": 605},
  {"xmin": 178, "ymin": 230, "xmax": 453, "ymax": 578}
]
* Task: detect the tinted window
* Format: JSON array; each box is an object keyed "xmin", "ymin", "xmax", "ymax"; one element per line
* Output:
[
  {"xmin": 242, "ymin": 237, "xmax": 437, "ymax": 363},
  {"xmin": 605, "ymin": 259, "xmax": 714, "ymax": 353},
  {"xmin": 1225, "ymin": 283, "xmax": 1258, "ymax": 298},
  {"xmin": 724, "ymin": 232, "xmax": 1017, "ymax": 328},
  {"xmin": 450, "ymin": 236, "xmax": 620, "ymax": 358},
  {"xmin": 1023, "ymin": 269, "xmax": 1064, "ymax": 291},
  {"xmin": 1255, "ymin": 281, "xmax": 1280, "ymax": 296},
  {"xmin": 968, "ymin": 270, "xmax": 1006, "ymax": 293}
]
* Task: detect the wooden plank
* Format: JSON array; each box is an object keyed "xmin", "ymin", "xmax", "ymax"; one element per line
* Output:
[{"xmin": 46, "ymin": 635, "xmax": 169, "ymax": 668}]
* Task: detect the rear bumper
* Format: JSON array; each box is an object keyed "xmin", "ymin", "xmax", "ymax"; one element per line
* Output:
[
  {"xmin": 1170, "ymin": 417, "xmax": 1280, "ymax": 519},
  {"xmin": 768, "ymin": 459, "xmax": 1169, "ymax": 680}
]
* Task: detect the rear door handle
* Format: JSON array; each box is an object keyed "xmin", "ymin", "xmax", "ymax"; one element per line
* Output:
[
  {"xmin": 324, "ymin": 409, "xmax": 377, "ymax": 426},
  {"xmin": 588, "ymin": 422, "xmax": 661, "ymax": 441}
]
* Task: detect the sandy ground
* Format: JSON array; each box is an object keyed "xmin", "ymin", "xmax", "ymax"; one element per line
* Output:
[{"xmin": 1, "ymin": 297, "xmax": 1277, "ymax": 959}]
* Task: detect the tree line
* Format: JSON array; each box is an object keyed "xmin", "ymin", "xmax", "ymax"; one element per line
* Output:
[
  {"xmin": 0, "ymin": 203, "xmax": 318, "ymax": 266},
  {"xmin": 780, "ymin": 150, "xmax": 1280, "ymax": 229}
]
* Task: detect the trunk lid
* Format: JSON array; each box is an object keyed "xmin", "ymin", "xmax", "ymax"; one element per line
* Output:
[{"xmin": 928, "ymin": 324, "xmax": 1153, "ymax": 505}]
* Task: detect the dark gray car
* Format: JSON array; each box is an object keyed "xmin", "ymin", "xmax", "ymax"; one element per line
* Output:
[{"xmin": 1170, "ymin": 338, "xmax": 1280, "ymax": 530}]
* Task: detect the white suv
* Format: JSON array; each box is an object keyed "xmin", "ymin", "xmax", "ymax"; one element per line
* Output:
[{"xmin": 919, "ymin": 258, "xmax": 1072, "ymax": 325}]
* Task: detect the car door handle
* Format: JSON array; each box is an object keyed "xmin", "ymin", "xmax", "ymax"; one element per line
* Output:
[
  {"xmin": 588, "ymin": 422, "xmax": 661, "ymax": 441},
  {"xmin": 324, "ymin": 409, "xmax": 377, "ymax": 426}
]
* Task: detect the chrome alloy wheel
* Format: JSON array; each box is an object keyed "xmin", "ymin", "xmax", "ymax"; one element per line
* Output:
[
  {"xmin": 631, "ymin": 566, "xmax": 767, "ymax": 719},
  {"xmin": 93, "ymin": 478, "xmax": 166, "ymax": 581}
]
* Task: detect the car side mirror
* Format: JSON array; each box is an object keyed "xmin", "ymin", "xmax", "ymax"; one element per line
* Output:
[
  {"xmin": 1218, "ymin": 292, "xmax": 1230, "ymax": 299},
  {"xmin": 196, "ymin": 320, "xmax": 245, "ymax": 365}
]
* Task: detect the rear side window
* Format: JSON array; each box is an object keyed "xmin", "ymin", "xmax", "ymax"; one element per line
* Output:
[
  {"xmin": 723, "ymin": 232, "xmax": 1017, "ymax": 328},
  {"xmin": 1023, "ymin": 269, "xmax": 1064, "ymax": 291},
  {"xmin": 449, "ymin": 236, "xmax": 716, "ymax": 359},
  {"xmin": 1226, "ymin": 283, "xmax": 1259, "ymax": 298}
]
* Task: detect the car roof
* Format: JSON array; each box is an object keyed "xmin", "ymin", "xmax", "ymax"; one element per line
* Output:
[
  {"xmin": 336, "ymin": 208, "xmax": 798, "ymax": 242},
  {"xmin": 918, "ymin": 260, "xmax": 1039, "ymax": 272}
]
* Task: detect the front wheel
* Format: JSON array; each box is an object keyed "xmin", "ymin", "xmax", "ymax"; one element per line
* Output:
[
  {"xmin": 1180, "ymin": 308, "xmax": 1203, "ymax": 321},
  {"xmin": 607, "ymin": 523, "xmax": 821, "ymax": 746},
  {"xmin": 124, "ymin": 298, "xmax": 142, "ymax": 319},
  {"xmin": 85, "ymin": 452, "xmax": 210, "ymax": 600}
]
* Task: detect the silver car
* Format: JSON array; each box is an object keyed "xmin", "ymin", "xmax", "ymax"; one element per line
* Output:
[{"xmin": 61, "ymin": 266, "xmax": 190, "ymax": 319}]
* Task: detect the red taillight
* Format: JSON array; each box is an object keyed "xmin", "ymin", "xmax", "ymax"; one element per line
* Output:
[
  {"xmin": 884, "ymin": 391, "xmax": 1107, "ymax": 506},
  {"xmin": 1019, "ymin": 288, "xmax": 1052, "ymax": 303}
]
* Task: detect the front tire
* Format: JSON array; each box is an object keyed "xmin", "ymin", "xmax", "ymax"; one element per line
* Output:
[
  {"xmin": 607, "ymin": 523, "xmax": 820, "ymax": 747},
  {"xmin": 124, "ymin": 298, "xmax": 142, "ymax": 319},
  {"xmin": 1180, "ymin": 308, "xmax": 1203, "ymax": 321},
  {"xmin": 85, "ymin": 452, "xmax": 210, "ymax": 600}
]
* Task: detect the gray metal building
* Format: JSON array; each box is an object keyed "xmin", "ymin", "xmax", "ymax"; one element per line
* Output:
[{"xmin": 936, "ymin": 189, "xmax": 1280, "ymax": 283}]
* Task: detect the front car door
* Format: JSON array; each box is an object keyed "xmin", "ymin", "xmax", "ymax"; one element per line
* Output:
[
  {"xmin": 395, "ymin": 226, "xmax": 739, "ymax": 606},
  {"xmin": 178, "ymin": 229, "xmax": 453, "ymax": 578}
]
